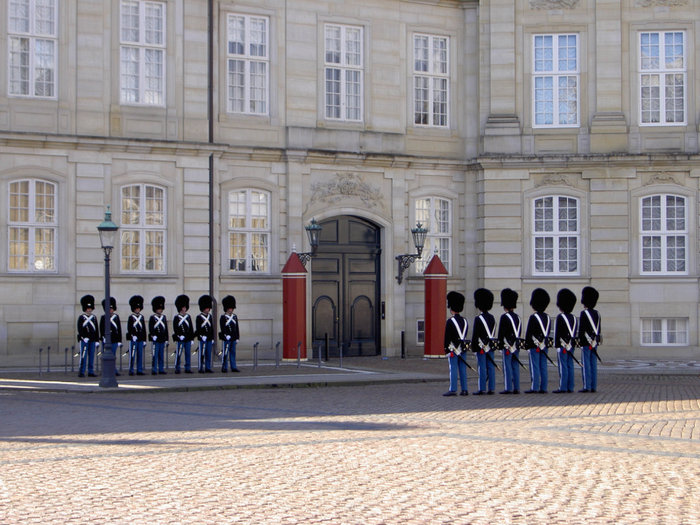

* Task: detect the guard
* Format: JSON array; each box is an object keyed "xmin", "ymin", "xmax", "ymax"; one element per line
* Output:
[
  {"xmin": 553, "ymin": 288, "xmax": 578, "ymax": 393},
  {"xmin": 498, "ymin": 288, "xmax": 521, "ymax": 394},
  {"xmin": 578, "ymin": 286, "xmax": 601, "ymax": 393},
  {"xmin": 219, "ymin": 295, "xmax": 240, "ymax": 373},
  {"xmin": 524, "ymin": 288, "xmax": 551, "ymax": 394},
  {"xmin": 99, "ymin": 296, "xmax": 122, "ymax": 376},
  {"xmin": 77, "ymin": 294, "xmax": 99, "ymax": 377},
  {"xmin": 443, "ymin": 291, "xmax": 469, "ymax": 396},
  {"xmin": 196, "ymin": 294, "xmax": 215, "ymax": 373},
  {"xmin": 126, "ymin": 295, "xmax": 147, "ymax": 375},
  {"xmin": 471, "ymin": 288, "xmax": 496, "ymax": 395},
  {"xmin": 173, "ymin": 294, "xmax": 195, "ymax": 374},
  {"xmin": 149, "ymin": 296, "xmax": 169, "ymax": 375}
]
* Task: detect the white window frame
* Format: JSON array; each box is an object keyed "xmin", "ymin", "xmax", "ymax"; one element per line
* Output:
[
  {"xmin": 641, "ymin": 318, "xmax": 688, "ymax": 346},
  {"xmin": 324, "ymin": 23, "xmax": 363, "ymax": 122},
  {"xmin": 227, "ymin": 189, "xmax": 270, "ymax": 274},
  {"xmin": 639, "ymin": 31, "xmax": 686, "ymax": 126},
  {"xmin": 640, "ymin": 194, "xmax": 687, "ymax": 274},
  {"xmin": 120, "ymin": 183, "xmax": 166, "ymax": 273},
  {"xmin": 7, "ymin": 178, "xmax": 57, "ymax": 272},
  {"xmin": 416, "ymin": 319, "xmax": 425, "ymax": 345},
  {"xmin": 8, "ymin": 0, "xmax": 57, "ymax": 99},
  {"xmin": 533, "ymin": 195, "xmax": 580, "ymax": 276},
  {"xmin": 413, "ymin": 33, "xmax": 449, "ymax": 127},
  {"xmin": 119, "ymin": 0, "xmax": 166, "ymax": 106},
  {"xmin": 226, "ymin": 13, "xmax": 269, "ymax": 115},
  {"xmin": 414, "ymin": 197, "xmax": 451, "ymax": 274},
  {"xmin": 532, "ymin": 33, "xmax": 579, "ymax": 128}
]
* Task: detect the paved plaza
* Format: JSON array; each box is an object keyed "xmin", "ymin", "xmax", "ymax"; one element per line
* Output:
[{"xmin": 0, "ymin": 359, "xmax": 699, "ymax": 524}]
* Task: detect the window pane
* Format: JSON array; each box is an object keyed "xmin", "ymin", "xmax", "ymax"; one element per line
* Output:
[
  {"xmin": 145, "ymin": 185, "xmax": 164, "ymax": 225},
  {"xmin": 9, "ymin": 37, "xmax": 30, "ymax": 95},
  {"xmin": 414, "ymin": 36, "xmax": 428, "ymax": 72},
  {"xmin": 145, "ymin": 230, "xmax": 164, "ymax": 271},
  {"xmin": 10, "ymin": 181, "xmax": 30, "ymax": 223},
  {"xmin": 414, "ymin": 77, "xmax": 429, "ymax": 125},
  {"xmin": 9, "ymin": 0, "xmax": 30, "ymax": 34},
  {"xmin": 250, "ymin": 17, "xmax": 267, "ymax": 58},
  {"xmin": 534, "ymin": 197, "xmax": 553, "ymax": 232},
  {"xmin": 642, "ymin": 235, "xmax": 661, "ymax": 272},
  {"xmin": 325, "ymin": 68, "xmax": 341, "ymax": 119},
  {"xmin": 325, "ymin": 26, "xmax": 341, "ymax": 64},
  {"xmin": 251, "ymin": 233, "xmax": 268, "ymax": 272},
  {"xmin": 558, "ymin": 236, "xmax": 578, "ymax": 273},
  {"xmin": 34, "ymin": 38, "xmax": 55, "ymax": 97},
  {"xmin": 34, "ymin": 180, "xmax": 55, "ymax": 223},
  {"xmin": 229, "ymin": 232, "xmax": 247, "ymax": 271},
  {"xmin": 121, "ymin": 0, "xmax": 140, "ymax": 43},
  {"xmin": 144, "ymin": 2, "xmax": 164, "ymax": 46},
  {"xmin": 228, "ymin": 15, "xmax": 245, "ymax": 55},
  {"xmin": 228, "ymin": 190, "xmax": 247, "ymax": 228},
  {"xmin": 534, "ymin": 35, "xmax": 553, "ymax": 72},
  {"xmin": 34, "ymin": 227, "xmax": 55, "ymax": 270},
  {"xmin": 9, "ymin": 227, "xmax": 29, "ymax": 270},
  {"xmin": 122, "ymin": 186, "xmax": 141, "ymax": 225},
  {"xmin": 250, "ymin": 191, "xmax": 268, "ymax": 229},
  {"xmin": 535, "ymin": 236, "xmax": 554, "ymax": 273},
  {"xmin": 35, "ymin": 0, "xmax": 56, "ymax": 36},
  {"xmin": 120, "ymin": 47, "xmax": 140, "ymax": 103},
  {"xmin": 120, "ymin": 230, "xmax": 140, "ymax": 271},
  {"xmin": 144, "ymin": 48, "xmax": 164, "ymax": 105}
]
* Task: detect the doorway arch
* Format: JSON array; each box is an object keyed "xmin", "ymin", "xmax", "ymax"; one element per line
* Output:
[{"xmin": 311, "ymin": 215, "xmax": 381, "ymax": 356}]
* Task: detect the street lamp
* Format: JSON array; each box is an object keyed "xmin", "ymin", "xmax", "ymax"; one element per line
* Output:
[
  {"xmin": 395, "ymin": 222, "xmax": 428, "ymax": 284},
  {"xmin": 297, "ymin": 218, "xmax": 322, "ymax": 268},
  {"xmin": 97, "ymin": 206, "xmax": 119, "ymax": 388}
]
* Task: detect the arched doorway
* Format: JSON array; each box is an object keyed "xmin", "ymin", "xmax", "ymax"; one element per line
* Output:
[{"xmin": 311, "ymin": 216, "xmax": 381, "ymax": 356}]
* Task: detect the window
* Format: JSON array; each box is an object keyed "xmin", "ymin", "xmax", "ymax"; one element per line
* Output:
[
  {"xmin": 120, "ymin": 184, "xmax": 166, "ymax": 272},
  {"xmin": 8, "ymin": 179, "xmax": 56, "ymax": 272},
  {"xmin": 8, "ymin": 0, "xmax": 57, "ymax": 98},
  {"xmin": 324, "ymin": 24, "xmax": 363, "ymax": 121},
  {"xmin": 228, "ymin": 189, "xmax": 270, "ymax": 273},
  {"xmin": 227, "ymin": 14, "xmax": 268, "ymax": 115},
  {"xmin": 415, "ymin": 197, "xmax": 451, "ymax": 273},
  {"xmin": 533, "ymin": 196, "xmax": 579, "ymax": 275},
  {"xmin": 641, "ymin": 318, "xmax": 688, "ymax": 345},
  {"xmin": 533, "ymin": 34, "xmax": 578, "ymax": 127},
  {"xmin": 120, "ymin": 0, "xmax": 166, "ymax": 105},
  {"xmin": 416, "ymin": 320, "xmax": 425, "ymax": 345},
  {"xmin": 640, "ymin": 31, "xmax": 685, "ymax": 125},
  {"xmin": 413, "ymin": 34, "xmax": 448, "ymax": 127},
  {"xmin": 640, "ymin": 195, "xmax": 687, "ymax": 274}
]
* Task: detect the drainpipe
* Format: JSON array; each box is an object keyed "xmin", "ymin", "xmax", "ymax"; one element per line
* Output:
[{"xmin": 207, "ymin": 0, "xmax": 215, "ymax": 312}]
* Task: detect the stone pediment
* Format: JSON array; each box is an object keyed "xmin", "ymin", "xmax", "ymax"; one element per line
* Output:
[{"xmin": 308, "ymin": 172, "xmax": 384, "ymax": 211}]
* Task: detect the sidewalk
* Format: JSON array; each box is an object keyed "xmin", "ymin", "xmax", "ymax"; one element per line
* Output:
[{"xmin": 0, "ymin": 355, "xmax": 697, "ymax": 393}]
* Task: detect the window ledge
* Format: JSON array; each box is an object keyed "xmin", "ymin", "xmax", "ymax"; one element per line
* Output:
[
  {"xmin": 630, "ymin": 276, "xmax": 698, "ymax": 284},
  {"xmin": 0, "ymin": 273, "xmax": 71, "ymax": 281}
]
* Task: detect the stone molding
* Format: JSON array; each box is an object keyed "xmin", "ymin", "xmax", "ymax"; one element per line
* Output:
[
  {"xmin": 308, "ymin": 172, "xmax": 384, "ymax": 210},
  {"xmin": 529, "ymin": 0, "xmax": 579, "ymax": 9},
  {"xmin": 635, "ymin": 0, "xmax": 687, "ymax": 6}
]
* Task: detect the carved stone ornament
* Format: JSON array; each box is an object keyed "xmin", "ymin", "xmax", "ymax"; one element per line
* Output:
[
  {"xmin": 309, "ymin": 172, "xmax": 384, "ymax": 210},
  {"xmin": 530, "ymin": 0, "xmax": 580, "ymax": 9},
  {"xmin": 635, "ymin": 0, "xmax": 687, "ymax": 6},
  {"xmin": 644, "ymin": 172, "xmax": 682, "ymax": 186},
  {"xmin": 536, "ymin": 173, "xmax": 576, "ymax": 188}
]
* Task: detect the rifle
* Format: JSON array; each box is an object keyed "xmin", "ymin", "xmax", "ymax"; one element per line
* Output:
[
  {"xmin": 561, "ymin": 338, "xmax": 583, "ymax": 368},
  {"xmin": 128, "ymin": 340, "xmax": 135, "ymax": 372},
  {"xmin": 585, "ymin": 333, "xmax": 603, "ymax": 363}
]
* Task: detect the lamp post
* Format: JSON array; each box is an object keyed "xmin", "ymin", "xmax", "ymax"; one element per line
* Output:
[
  {"xmin": 297, "ymin": 218, "xmax": 322, "ymax": 268},
  {"xmin": 395, "ymin": 222, "xmax": 428, "ymax": 284},
  {"xmin": 97, "ymin": 207, "xmax": 119, "ymax": 388}
]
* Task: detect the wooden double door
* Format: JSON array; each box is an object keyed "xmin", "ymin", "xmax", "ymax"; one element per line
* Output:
[{"xmin": 311, "ymin": 216, "xmax": 381, "ymax": 357}]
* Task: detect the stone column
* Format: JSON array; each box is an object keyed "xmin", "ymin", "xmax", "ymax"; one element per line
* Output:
[
  {"xmin": 424, "ymin": 255, "xmax": 448, "ymax": 358},
  {"xmin": 282, "ymin": 253, "xmax": 307, "ymax": 361},
  {"xmin": 590, "ymin": 0, "xmax": 627, "ymax": 152}
]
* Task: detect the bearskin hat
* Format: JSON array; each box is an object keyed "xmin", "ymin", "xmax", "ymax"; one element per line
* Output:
[
  {"xmin": 500, "ymin": 288, "xmax": 518, "ymax": 310},
  {"xmin": 151, "ymin": 296, "xmax": 166, "ymax": 312},
  {"xmin": 129, "ymin": 295, "xmax": 144, "ymax": 312},
  {"xmin": 198, "ymin": 294, "xmax": 213, "ymax": 311},
  {"xmin": 101, "ymin": 297, "xmax": 117, "ymax": 311},
  {"xmin": 556, "ymin": 288, "xmax": 577, "ymax": 314},
  {"xmin": 530, "ymin": 288, "xmax": 550, "ymax": 312},
  {"xmin": 474, "ymin": 288, "xmax": 494, "ymax": 312},
  {"xmin": 447, "ymin": 291, "xmax": 465, "ymax": 313},
  {"xmin": 175, "ymin": 294, "xmax": 190, "ymax": 312},
  {"xmin": 222, "ymin": 295, "xmax": 236, "ymax": 311},
  {"xmin": 581, "ymin": 286, "xmax": 599, "ymax": 309},
  {"xmin": 80, "ymin": 294, "xmax": 95, "ymax": 312}
]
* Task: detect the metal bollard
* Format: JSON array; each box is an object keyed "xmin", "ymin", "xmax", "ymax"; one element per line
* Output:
[
  {"xmin": 275, "ymin": 341, "xmax": 281, "ymax": 367},
  {"xmin": 38, "ymin": 347, "xmax": 43, "ymax": 376},
  {"xmin": 71, "ymin": 345, "xmax": 76, "ymax": 372},
  {"xmin": 401, "ymin": 330, "xmax": 406, "ymax": 359},
  {"xmin": 339, "ymin": 342, "xmax": 344, "ymax": 369},
  {"xmin": 47, "ymin": 346, "xmax": 51, "ymax": 373},
  {"xmin": 318, "ymin": 341, "xmax": 323, "ymax": 368},
  {"xmin": 253, "ymin": 342, "xmax": 259, "ymax": 370},
  {"xmin": 297, "ymin": 341, "xmax": 301, "ymax": 368},
  {"xmin": 324, "ymin": 333, "xmax": 329, "ymax": 361},
  {"xmin": 65, "ymin": 347, "xmax": 69, "ymax": 374}
]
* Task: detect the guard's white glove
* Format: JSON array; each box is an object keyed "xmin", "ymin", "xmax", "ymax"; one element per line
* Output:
[
  {"xmin": 82, "ymin": 337, "xmax": 89, "ymax": 343},
  {"xmin": 179, "ymin": 335, "xmax": 185, "ymax": 341},
  {"xmin": 226, "ymin": 335, "xmax": 231, "ymax": 341},
  {"xmin": 132, "ymin": 335, "xmax": 138, "ymax": 342},
  {"xmin": 202, "ymin": 336, "xmax": 207, "ymax": 342}
]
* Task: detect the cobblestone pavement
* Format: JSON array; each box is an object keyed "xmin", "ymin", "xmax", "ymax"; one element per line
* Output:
[{"xmin": 0, "ymin": 370, "xmax": 699, "ymax": 524}]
